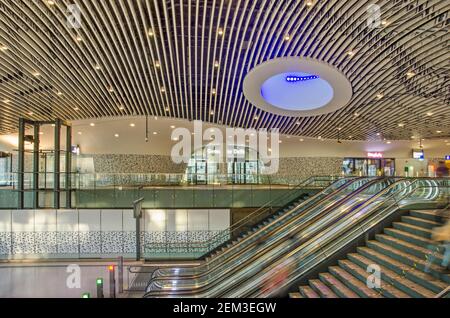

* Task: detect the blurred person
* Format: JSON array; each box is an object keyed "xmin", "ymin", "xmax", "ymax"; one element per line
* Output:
[
  {"xmin": 436, "ymin": 161, "xmax": 449, "ymax": 177},
  {"xmin": 261, "ymin": 256, "xmax": 296, "ymax": 297},
  {"xmin": 425, "ymin": 218, "xmax": 450, "ymax": 274}
]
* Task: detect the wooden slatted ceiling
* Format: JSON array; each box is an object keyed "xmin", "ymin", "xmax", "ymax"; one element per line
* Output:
[{"xmin": 0, "ymin": 0, "xmax": 448, "ymax": 141}]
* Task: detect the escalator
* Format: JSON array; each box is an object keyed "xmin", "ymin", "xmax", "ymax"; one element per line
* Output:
[
  {"xmin": 144, "ymin": 176, "xmax": 396, "ymax": 296},
  {"xmin": 144, "ymin": 177, "xmax": 448, "ymax": 297}
]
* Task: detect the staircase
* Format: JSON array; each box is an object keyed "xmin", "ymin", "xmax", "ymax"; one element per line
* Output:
[{"xmin": 290, "ymin": 209, "xmax": 450, "ymax": 298}]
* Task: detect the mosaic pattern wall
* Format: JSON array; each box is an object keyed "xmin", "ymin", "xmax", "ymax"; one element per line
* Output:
[{"xmin": 0, "ymin": 209, "xmax": 230, "ymax": 259}]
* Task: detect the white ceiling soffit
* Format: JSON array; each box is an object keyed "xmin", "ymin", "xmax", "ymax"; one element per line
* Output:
[{"xmin": 0, "ymin": 0, "xmax": 448, "ymax": 141}]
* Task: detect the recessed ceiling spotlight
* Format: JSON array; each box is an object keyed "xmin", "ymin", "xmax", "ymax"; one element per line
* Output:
[
  {"xmin": 75, "ymin": 35, "xmax": 83, "ymax": 42},
  {"xmin": 118, "ymin": 105, "xmax": 125, "ymax": 111},
  {"xmin": 78, "ymin": 132, "xmax": 82, "ymax": 135},
  {"xmin": 154, "ymin": 61, "xmax": 160, "ymax": 68},
  {"xmin": 354, "ymin": 112, "xmax": 360, "ymax": 117},
  {"xmin": 306, "ymin": 0, "xmax": 314, "ymax": 6},
  {"xmin": 254, "ymin": 116, "xmax": 259, "ymax": 120},
  {"xmin": 299, "ymin": 138, "xmax": 304, "ymax": 142},
  {"xmin": 406, "ymin": 71, "xmax": 416, "ymax": 78},
  {"xmin": 346, "ymin": 50, "xmax": 355, "ymax": 56},
  {"xmin": 160, "ymin": 87, "xmax": 166, "ymax": 93},
  {"xmin": 411, "ymin": 136, "xmax": 416, "ymax": 139},
  {"xmin": 94, "ymin": 65, "xmax": 101, "ymax": 70},
  {"xmin": 426, "ymin": 112, "xmax": 434, "ymax": 116},
  {"xmin": 32, "ymin": 71, "xmax": 41, "ymax": 77},
  {"xmin": 211, "ymin": 88, "xmax": 216, "ymax": 95},
  {"xmin": 210, "ymin": 111, "xmax": 215, "ymax": 115},
  {"xmin": 279, "ymin": 140, "xmax": 282, "ymax": 143},
  {"xmin": 148, "ymin": 28, "xmax": 154, "ymax": 37},
  {"xmin": 90, "ymin": 123, "xmax": 95, "ymax": 127},
  {"xmin": 381, "ymin": 20, "xmax": 388, "ymax": 26},
  {"xmin": 153, "ymin": 132, "xmax": 157, "ymax": 135},
  {"xmin": 0, "ymin": 45, "xmax": 9, "ymax": 51},
  {"xmin": 436, "ymin": 130, "xmax": 442, "ymax": 133},
  {"xmin": 218, "ymin": 28, "xmax": 224, "ymax": 36},
  {"xmin": 108, "ymin": 87, "xmax": 114, "ymax": 93},
  {"xmin": 46, "ymin": 0, "xmax": 55, "ymax": 5},
  {"xmin": 172, "ymin": 137, "xmax": 179, "ymax": 141},
  {"xmin": 3, "ymin": 99, "xmax": 11, "ymax": 103},
  {"xmin": 165, "ymin": 107, "xmax": 170, "ymax": 112},
  {"xmin": 56, "ymin": 91, "xmax": 63, "ymax": 96},
  {"xmin": 386, "ymin": 141, "xmax": 392, "ymax": 144},
  {"xmin": 73, "ymin": 107, "xmax": 79, "ymax": 111},
  {"xmin": 170, "ymin": 125, "xmax": 175, "ymax": 129},
  {"xmin": 39, "ymin": 131, "xmax": 44, "ymax": 135},
  {"xmin": 130, "ymin": 123, "xmax": 135, "ymax": 127},
  {"xmin": 398, "ymin": 123, "xmax": 405, "ymax": 127},
  {"xmin": 376, "ymin": 92, "xmax": 384, "ymax": 99},
  {"xmin": 114, "ymin": 133, "xmax": 119, "ymax": 138},
  {"xmin": 295, "ymin": 121, "xmax": 301, "ymax": 125},
  {"xmin": 348, "ymin": 136, "xmax": 353, "ymax": 139},
  {"xmin": 284, "ymin": 34, "xmax": 291, "ymax": 41},
  {"xmin": 214, "ymin": 61, "xmax": 219, "ymax": 68},
  {"xmin": 154, "ymin": 116, "xmax": 158, "ymax": 120},
  {"xmin": 376, "ymin": 133, "xmax": 381, "ymax": 136},
  {"xmin": 28, "ymin": 111, "xmax": 34, "ymax": 116}
]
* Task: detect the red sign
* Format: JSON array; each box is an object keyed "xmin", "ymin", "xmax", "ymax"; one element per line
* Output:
[{"xmin": 367, "ymin": 152, "xmax": 383, "ymax": 158}]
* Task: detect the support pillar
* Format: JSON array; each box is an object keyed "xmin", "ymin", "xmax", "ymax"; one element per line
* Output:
[
  {"xmin": 33, "ymin": 124, "xmax": 40, "ymax": 209},
  {"xmin": 65, "ymin": 125, "xmax": 72, "ymax": 208},
  {"xmin": 54, "ymin": 119, "xmax": 61, "ymax": 209},
  {"xmin": 18, "ymin": 118, "xmax": 25, "ymax": 209}
]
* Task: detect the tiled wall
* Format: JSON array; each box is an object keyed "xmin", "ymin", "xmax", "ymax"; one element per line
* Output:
[{"xmin": 92, "ymin": 154, "xmax": 186, "ymax": 173}]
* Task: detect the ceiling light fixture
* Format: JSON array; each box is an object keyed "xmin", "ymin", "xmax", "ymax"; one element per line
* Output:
[
  {"xmin": 0, "ymin": 45, "xmax": 8, "ymax": 51},
  {"xmin": 73, "ymin": 107, "xmax": 79, "ymax": 111},
  {"xmin": 94, "ymin": 65, "xmax": 101, "ymax": 70},
  {"xmin": 90, "ymin": 123, "xmax": 95, "ymax": 127},
  {"xmin": 32, "ymin": 71, "xmax": 41, "ymax": 77},
  {"xmin": 406, "ymin": 71, "xmax": 416, "ymax": 78},
  {"xmin": 130, "ymin": 123, "xmax": 135, "ymax": 127},
  {"xmin": 75, "ymin": 36, "xmax": 82, "ymax": 42},
  {"xmin": 346, "ymin": 50, "xmax": 355, "ymax": 56},
  {"xmin": 78, "ymin": 132, "xmax": 82, "ymax": 135},
  {"xmin": 57, "ymin": 91, "xmax": 63, "ymax": 96},
  {"xmin": 398, "ymin": 123, "xmax": 405, "ymax": 127},
  {"xmin": 284, "ymin": 34, "xmax": 291, "ymax": 41},
  {"xmin": 148, "ymin": 28, "xmax": 154, "ymax": 37},
  {"xmin": 155, "ymin": 61, "xmax": 160, "ymax": 68},
  {"xmin": 426, "ymin": 112, "xmax": 434, "ymax": 116},
  {"xmin": 218, "ymin": 28, "xmax": 224, "ymax": 36},
  {"xmin": 160, "ymin": 87, "xmax": 166, "ymax": 93},
  {"xmin": 214, "ymin": 61, "xmax": 219, "ymax": 68},
  {"xmin": 376, "ymin": 92, "xmax": 384, "ymax": 99},
  {"xmin": 118, "ymin": 106, "xmax": 125, "ymax": 111},
  {"xmin": 114, "ymin": 134, "xmax": 119, "ymax": 138}
]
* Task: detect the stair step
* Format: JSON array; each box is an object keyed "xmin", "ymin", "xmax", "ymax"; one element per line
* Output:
[
  {"xmin": 357, "ymin": 246, "xmax": 448, "ymax": 294},
  {"xmin": 409, "ymin": 210, "xmax": 441, "ymax": 222},
  {"xmin": 376, "ymin": 234, "xmax": 444, "ymax": 264},
  {"xmin": 328, "ymin": 266, "xmax": 383, "ymax": 298},
  {"xmin": 298, "ymin": 286, "xmax": 320, "ymax": 298},
  {"xmin": 348, "ymin": 252, "xmax": 435, "ymax": 298},
  {"xmin": 289, "ymin": 292, "xmax": 303, "ymax": 298},
  {"xmin": 338, "ymin": 259, "xmax": 411, "ymax": 298},
  {"xmin": 366, "ymin": 240, "xmax": 450, "ymax": 284},
  {"xmin": 402, "ymin": 215, "xmax": 441, "ymax": 230},
  {"xmin": 318, "ymin": 272, "xmax": 360, "ymax": 298},
  {"xmin": 309, "ymin": 279, "xmax": 338, "ymax": 298},
  {"xmin": 384, "ymin": 227, "xmax": 433, "ymax": 249},
  {"xmin": 393, "ymin": 222, "xmax": 432, "ymax": 239}
]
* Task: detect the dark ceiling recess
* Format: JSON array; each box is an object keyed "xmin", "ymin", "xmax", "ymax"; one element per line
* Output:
[{"xmin": 0, "ymin": 0, "xmax": 448, "ymax": 141}]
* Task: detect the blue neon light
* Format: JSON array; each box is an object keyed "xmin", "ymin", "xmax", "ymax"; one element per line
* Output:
[{"xmin": 286, "ymin": 75, "xmax": 319, "ymax": 82}]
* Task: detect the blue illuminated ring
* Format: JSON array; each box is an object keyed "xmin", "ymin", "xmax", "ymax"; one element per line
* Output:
[{"xmin": 243, "ymin": 57, "xmax": 353, "ymax": 116}]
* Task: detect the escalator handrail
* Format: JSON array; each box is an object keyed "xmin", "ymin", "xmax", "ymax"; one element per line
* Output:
[
  {"xmin": 252, "ymin": 179, "xmax": 450, "ymax": 298},
  {"xmin": 143, "ymin": 175, "xmax": 342, "ymax": 253},
  {"xmin": 144, "ymin": 177, "xmax": 390, "ymax": 295},
  {"xmin": 147, "ymin": 177, "xmax": 365, "ymax": 278}
]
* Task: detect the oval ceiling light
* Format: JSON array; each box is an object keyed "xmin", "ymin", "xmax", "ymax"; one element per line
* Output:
[{"xmin": 243, "ymin": 57, "xmax": 352, "ymax": 117}]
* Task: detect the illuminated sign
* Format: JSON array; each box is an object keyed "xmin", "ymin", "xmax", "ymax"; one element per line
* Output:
[
  {"xmin": 412, "ymin": 149, "xmax": 424, "ymax": 159},
  {"xmin": 445, "ymin": 155, "xmax": 450, "ymax": 160},
  {"xmin": 367, "ymin": 152, "xmax": 383, "ymax": 158}
]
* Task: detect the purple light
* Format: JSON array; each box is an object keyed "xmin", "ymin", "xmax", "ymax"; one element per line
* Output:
[{"xmin": 286, "ymin": 75, "xmax": 319, "ymax": 82}]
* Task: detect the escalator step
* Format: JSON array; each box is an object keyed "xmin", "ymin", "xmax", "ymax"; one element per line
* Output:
[
  {"xmin": 289, "ymin": 292, "xmax": 303, "ymax": 298},
  {"xmin": 347, "ymin": 252, "xmax": 435, "ymax": 298},
  {"xmin": 356, "ymin": 246, "xmax": 448, "ymax": 294},
  {"xmin": 392, "ymin": 222, "xmax": 432, "ymax": 239},
  {"xmin": 308, "ymin": 279, "xmax": 338, "ymax": 298},
  {"xmin": 338, "ymin": 259, "xmax": 410, "ymax": 298},
  {"xmin": 328, "ymin": 266, "xmax": 383, "ymax": 298},
  {"xmin": 318, "ymin": 273, "xmax": 360, "ymax": 298},
  {"xmin": 298, "ymin": 286, "xmax": 320, "ymax": 298}
]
